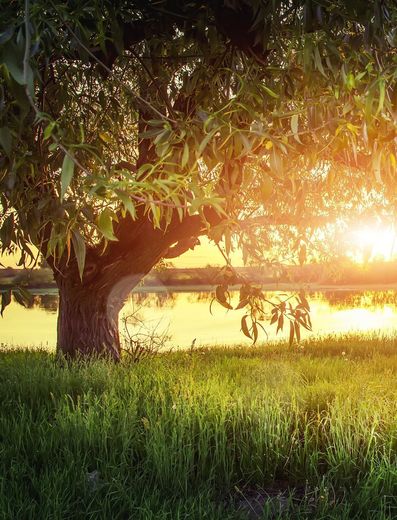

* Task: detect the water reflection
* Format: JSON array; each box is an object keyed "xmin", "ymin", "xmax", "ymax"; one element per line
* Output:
[
  {"xmin": 127, "ymin": 291, "xmax": 177, "ymax": 308},
  {"xmin": 33, "ymin": 293, "xmax": 59, "ymax": 313},
  {"xmin": 1, "ymin": 288, "xmax": 397, "ymax": 349},
  {"xmin": 318, "ymin": 290, "xmax": 397, "ymax": 309}
]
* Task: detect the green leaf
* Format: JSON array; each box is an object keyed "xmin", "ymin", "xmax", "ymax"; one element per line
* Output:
[
  {"xmin": 0, "ymin": 127, "xmax": 12, "ymax": 156},
  {"xmin": 2, "ymin": 41, "xmax": 24, "ymax": 84},
  {"xmin": 2, "ymin": 39, "xmax": 35, "ymax": 95},
  {"xmin": 61, "ymin": 153, "xmax": 75, "ymax": 200},
  {"xmin": 13, "ymin": 290, "xmax": 26, "ymax": 307},
  {"xmin": 139, "ymin": 128, "xmax": 164, "ymax": 139},
  {"xmin": 296, "ymin": 314, "xmax": 311, "ymax": 331},
  {"xmin": 294, "ymin": 321, "xmax": 301, "ymax": 342},
  {"xmin": 346, "ymin": 72, "xmax": 356, "ymax": 91},
  {"xmin": 181, "ymin": 142, "xmax": 189, "ymax": 168},
  {"xmin": 299, "ymin": 292, "xmax": 310, "ymax": 311},
  {"xmin": 43, "ymin": 121, "xmax": 56, "ymax": 141},
  {"xmin": 17, "ymin": 286, "xmax": 33, "ymax": 303},
  {"xmin": 314, "ymin": 47, "xmax": 326, "ymax": 77},
  {"xmin": 276, "ymin": 314, "xmax": 284, "ymax": 334},
  {"xmin": 198, "ymin": 129, "xmax": 217, "ymax": 155},
  {"xmin": 150, "ymin": 202, "xmax": 161, "ymax": 228},
  {"xmin": 241, "ymin": 315, "xmax": 252, "ymax": 339},
  {"xmin": 377, "ymin": 79, "xmax": 385, "ymax": 115},
  {"xmin": 98, "ymin": 208, "xmax": 118, "ymax": 241},
  {"xmin": 1, "ymin": 289, "xmax": 11, "ymax": 316},
  {"xmin": 12, "ymin": 286, "xmax": 33, "ymax": 308},
  {"xmin": 154, "ymin": 129, "xmax": 171, "ymax": 145},
  {"xmin": 252, "ymin": 321, "xmax": 258, "ymax": 344},
  {"xmin": 262, "ymin": 85, "xmax": 279, "ymax": 99},
  {"xmin": 99, "ymin": 132, "xmax": 112, "ymax": 144},
  {"xmin": 155, "ymin": 141, "xmax": 170, "ymax": 158},
  {"xmin": 289, "ymin": 321, "xmax": 294, "ymax": 346},
  {"xmin": 215, "ymin": 285, "xmax": 232, "ymax": 309},
  {"xmin": 0, "ymin": 213, "xmax": 14, "ymax": 248},
  {"xmin": 235, "ymin": 298, "xmax": 249, "ymax": 310},
  {"xmin": 115, "ymin": 190, "xmax": 136, "ymax": 219},
  {"xmin": 71, "ymin": 229, "xmax": 86, "ymax": 280},
  {"xmin": 291, "ymin": 114, "xmax": 302, "ymax": 143}
]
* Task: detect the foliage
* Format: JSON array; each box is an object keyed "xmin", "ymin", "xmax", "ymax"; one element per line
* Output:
[
  {"xmin": 1, "ymin": 1, "xmax": 397, "ymax": 347},
  {"xmin": 1, "ymin": 335, "xmax": 397, "ymax": 517},
  {"xmin": 0, "ymin": 284, "xmax": 32, "ymax": 315},
  {"xmin": 211, "ymin": 264, "xmax": 312, "ymax": 345},
  {"xmin": 1, "ymin": 1, "xmax": 396, "ymax": 261}
]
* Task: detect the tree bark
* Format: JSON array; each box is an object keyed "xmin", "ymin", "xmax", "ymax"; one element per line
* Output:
[
  {"xmin": 53, "ymin": 213, "xmax": 205, "ymax": 361},
  {"xmin": 55, "ymin": 258, "xmax": 159, "ymax": 361},
  {"xmin": 56, "ymin": 278, "xmax": 123, "ymax": 361}
]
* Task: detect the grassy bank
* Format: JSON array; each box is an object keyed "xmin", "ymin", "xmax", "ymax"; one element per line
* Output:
[{"xmin": 1, "ymin": 335, "xmax": 397, "ymax": 519}]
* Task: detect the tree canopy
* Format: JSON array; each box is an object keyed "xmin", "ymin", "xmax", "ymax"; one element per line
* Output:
[{"xmin": 1, "ymin": 0, "xmax": 396, "ymax": 358}]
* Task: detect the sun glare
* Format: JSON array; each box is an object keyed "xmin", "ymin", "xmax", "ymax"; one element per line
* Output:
[{"xmin": 350, "ymin": 225, "xmax": 397, "ymax": 263}]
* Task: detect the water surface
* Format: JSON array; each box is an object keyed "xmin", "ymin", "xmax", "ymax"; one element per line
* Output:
[{"xmin": 2, "ymin": 288, "xmax": 397, "ymax": 349}]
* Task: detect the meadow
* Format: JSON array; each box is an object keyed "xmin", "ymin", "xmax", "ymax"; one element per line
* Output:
[{"xmin": 1, "ymin": 334, "xmax": 397, "ymax": 519}]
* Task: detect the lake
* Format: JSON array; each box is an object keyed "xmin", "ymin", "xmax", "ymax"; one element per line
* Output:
[{"xmin": 2, "ymin": 286, "xmax": 397, "ymax": 349}]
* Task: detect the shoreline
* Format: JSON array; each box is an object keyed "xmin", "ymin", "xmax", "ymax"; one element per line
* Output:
[{"xmin": 3, "ymin": 282, "xmax": 397, "ymax": 293}]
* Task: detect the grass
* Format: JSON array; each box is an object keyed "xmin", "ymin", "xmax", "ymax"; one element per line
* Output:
[{"xmin": 1, "ymin": 333, "xmax": 397, "ymax": 519}]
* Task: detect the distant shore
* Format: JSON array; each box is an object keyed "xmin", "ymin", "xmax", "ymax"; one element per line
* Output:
[
  {"xmin": 3, "ymin": 282, "xmax": 397, "ymax": 293},
  {"xmin": 3, "ymin": 262, "xmax": 397, "ymax": 291}
]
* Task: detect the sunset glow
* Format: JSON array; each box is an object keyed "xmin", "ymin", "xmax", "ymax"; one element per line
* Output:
[{"xmin": 349, "ymin": 225, "xmax": 397, "ymax": 263}]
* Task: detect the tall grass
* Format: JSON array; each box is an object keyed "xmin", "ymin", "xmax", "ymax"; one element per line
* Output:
[{"xmin": 0, "ymin": 333, "xmax": 397, "ymax": 518}]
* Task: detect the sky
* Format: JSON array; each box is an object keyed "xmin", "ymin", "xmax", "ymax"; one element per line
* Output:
[
  {"xmin": 172, "ymin": 237, "xmax": 243, "ymax": 268},
  {"xmin": 2, "ymin": 223, "xmax": 397, "ymax": 269}
]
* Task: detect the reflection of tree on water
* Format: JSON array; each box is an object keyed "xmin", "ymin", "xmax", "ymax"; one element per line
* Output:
[
  {"xmin": 18, "ymin": 288, "xmax": 397, "ymax": 320},
  {"xmin": 318, "ymin": 291, "xmax": 397, "ymax": 309},
  {"xmin": 22, "ymin": 293, "xmax": 59, "ymax": 313},
  {"xmin": 127, "ymin": 291, "xmax": 176, "ymax": 308},
  {"xmin": 35, "ymin": 294, "xmax": 59, "ymax": 313},
  {"xmin": 187, "ymin": 291, "xmax": 213, "ymax": 303},
  {"xmin": 188, "ymin": 289, "xmax": 397, "ymax": 316}
]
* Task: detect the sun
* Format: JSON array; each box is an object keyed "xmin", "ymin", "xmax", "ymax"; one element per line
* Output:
[{"xmin": 350, "ymin": 225, "xmax": 397, "ymax": 263}]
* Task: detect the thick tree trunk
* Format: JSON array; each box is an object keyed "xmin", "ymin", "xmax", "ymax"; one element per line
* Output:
[
  {"xmin": 56, "ymin": 279, "xmax": 124, "ymax": 361},
  {"xmin": 51, "ymin": 212, "xmax": 204, "ymax": 361}
]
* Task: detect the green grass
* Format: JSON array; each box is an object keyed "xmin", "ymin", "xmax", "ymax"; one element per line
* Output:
[{"xmin": 1, "ymin": 333, "xmax": 397, "ymax": 519}]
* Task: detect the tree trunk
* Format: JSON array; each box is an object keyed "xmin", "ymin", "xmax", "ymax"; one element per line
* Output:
[
  {"xmin": 54, "ymin": 243, "xmax": 168, "ymax": 361},
  {"xmin": 52, "ymin": 212, "xmax": 204, "ymax": 361},
  {"xmin": 56, "ymin": 279, "xmax": 123, "ymax": 361}
]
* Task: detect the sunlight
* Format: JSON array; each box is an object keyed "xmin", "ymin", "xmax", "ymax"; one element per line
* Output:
[{"xmin": 350, "ymin": 225, "xmax": 397, "ymax": 263}]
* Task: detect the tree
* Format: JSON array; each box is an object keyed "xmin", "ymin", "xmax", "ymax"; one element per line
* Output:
[{"xmin": 0, "ymin": 0, "xmax": 396, "ymax": 359}]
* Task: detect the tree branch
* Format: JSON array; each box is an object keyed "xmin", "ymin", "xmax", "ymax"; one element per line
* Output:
[{"xmin": 164, "ymin": 237, "xmax": 201, "ymax": 258}]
